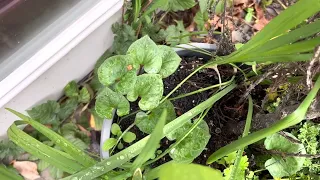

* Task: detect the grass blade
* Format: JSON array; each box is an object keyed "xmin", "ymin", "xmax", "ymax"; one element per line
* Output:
[
  {"xmin": 0, "ymin": 164, "xmax": 23, "ymax": 180},
  {"xmin": 62, "ymin": 83, "xmax": 236, "ymax": 180},
  {"xmin": 6, "ymin": 109, "xmax": 96, "ymax": 167},
  {"xmin": 207, "ymin": 76, "xmax": 320, "ymax": 164},
  {"xmin": 131, "ymin": 110, "xmax": 167, "ymax": 171},
  {"xmin": 7, "ymin": 122, "xmax": 83, "ymax": 173}
]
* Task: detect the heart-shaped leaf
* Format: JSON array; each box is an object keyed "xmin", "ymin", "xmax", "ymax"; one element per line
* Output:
[
  {"xmin": 123, "ymin": 132, "xmax": 136, "ymax": 143},
  {"xmin": 95, "ymin": 87, "xmax": 130, "ymax": 119},
  {"xmin": 127, "ymin": 36, "xmax": 162, "ymax": 74},
  {"xmin": 98, "ymin": 55, "xmax": 138, "ymax": 94},
  {"xmin": 158, "ymin": 45, "xmax": 181, "ymax": 78},
  {"xmin": 136, "ymin": 100, "xmax": 176, "ymax": 134},
  {"xmin": 127, "ymin": 74, "xmax": 163, "ymax": 110},
  {"xmin": 168, "ymin": 120, "xmax": 211, "ymax": 163},
  {"xmin": 264, "ymin": 132, "xmax": 306, "ymax": 178}
]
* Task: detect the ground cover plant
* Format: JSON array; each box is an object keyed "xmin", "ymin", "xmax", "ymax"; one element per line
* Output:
[{"xmin": 1, "ymin": 0, "xmax": 320, "ymax": 179}]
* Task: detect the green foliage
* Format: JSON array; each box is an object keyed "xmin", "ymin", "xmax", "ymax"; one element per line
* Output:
[
  {"xmin": 127, "ymin": 74, "xmax": 164, "ymax": 110},
  {"xmin": 38, "ymin": 159, "xmax": 64, "ymax": 179},
  {"xmin": 161, "ymin": 0, "xmax": 196, "ymax": 12},
  {"xmin": 131, "ymin": 110, "xmax": 167, "ymax": 172},
  {"xmin": 297, "ymin": 121, "xmax": 320, "ymax": 174},
  {"xmin": 111, "ymin": 23, "xmax": 137, "ymax": 55},
  {"xmin": 58, "ymin": 98, "xmax": 78, "ymax": 120},
  {"xmin": 27, "ymin": 100, "xmax": 60, "ymax": 124},
  {"xmin": 194, "ymin": 11, "xmax": 208, "ymax": 31},
  {"xmin": 60, "ymin": 123, "xmax": 90, "ymax": 150},
  {"xmin": 123, "ymin": 132, "xmax": 137, "ymax": 143},
  {"xmin": 141, "ymin": 16, "xmax": 167, "ymax": 43},
  {"xmin": 136, "ymin": 100, "xmax": 176, "ymax": 134},
  {"xmin": 167, "ymin": 120, "xmax": 210, "ymax": 163},
  {"xmin": 79, "ymin": 87, "xmax": 90, "ymax": 103},
  {"xmin": 165, "ymin": 21, "xmax": 190, "ymax": 46},
  {"xmin": 157, "ymin": 163, "xmax": 223, "ymax": 180},
  {"xmin": 158, "ymin": 45, "xmax": 181, "ymax": 78},
  {"xmin": 111, "ymin": 123, "xmax": 122, "ymax": 136},
  {"xmin": 102, "ymin": 138, "xmax": 117, "ymax": 151},
  {"xmin": 95, "ymin": 87, "xmax": 130, "ymax": 119},
  {"xmin": 64, "ymin": 81, "xmax": 79, "ymax": 98},
  {"xmin": 264, "ymin": 132, "xmax": 306, "ymax": 178},
  {"xmin": 0, "ymin": 140, "xmax": 24, "ymax": 160},
  {"xmin": 245, "ymin": 8, "xmax": 254, "ymax": 22},
  {"xmin": 0, "ymin": 164, "xmax": 23, "ymax": 180}
]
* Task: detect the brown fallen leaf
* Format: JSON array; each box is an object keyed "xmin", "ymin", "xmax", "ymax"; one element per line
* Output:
[
  {"xmin": 253, "ymin": 3, "xmax": 270, "ymax": 31},
  {"xmin": 12, "ymin": 160, "xmax": 40, "ymax": 180}
]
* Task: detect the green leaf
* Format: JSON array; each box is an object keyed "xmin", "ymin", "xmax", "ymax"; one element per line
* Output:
[
  {"xmin": 223, "ymin": 155, "xmax": 249, "ymax": 180},
  {"xmin": 27, "ymin": 100, "xmax": 60, "ymax": 124},
  {"xmin": 111, "ymin": 23, "xmax": 137, "ymax": 55},
  {"xmin": 165, "ymin": 21, "xmax": 190, "ymax": 46},
  {"xmin": 111, "ymin": 123, "xmax": 122, "ymax": 136},
  {"xmin": 245, "ymin": 8, "xmax": 254, "ymax": 22},
  {"xmin": 142, "ymin": 0, "xmax": 169, "ymax": 16},
  {"xmin": 127, "ymin": 74, "xmax": 163, "ymax": 110},
  {"xmin": 158, "ymin": 45, "xmax": 181, "ymax": 78},
  {"xmin": 127, "ymin": 35, "xmax": 162, "ymax": 74},
  {"xmin": 168, "ymin": 120, "xmax": 211, "ymax": 162},
  {"xmin": 264, "ymin": 132, "xmax": 306, "ymax": 178},
  {"xmin": 132, "ymin": 109, "xmax": 167, "ymax": 171},
  {"xmin": 103, "ymin": 138, "xmax": 117, "ymax": 151},
  {"xmin": 158, "ymin": 163, "xmax": 223, "ymax": 180},
  {"xmin": 7, "ymin": 122, "xmax": 84, "ymax": 173},
  {"xmin": 58, "ymin": 98, "xmax": 78, "ymax": 120},
  {"xmin": 98, "ymin": 55, "xmax": 138, "ymax": 94},
  {"xmin": 95, "ymin": 87, "xmax": 130, "ymax": 118},
  {"xmin": 60, "ymin": 123, "xmax": 89, "ymax": 150},
  {"xmin": 194, "ymin": 11, "xmax": 208, "ymax": 31},
  {"xmin": 199, "ymin": 0, "xmax": 209, "ymax": 13},
  {"xmin": 0, "ymin": 140, "xmax": 24, "ymax": 160},
  {"xmin": 7, "ymin": 109, "xmax": 96, "ymax": 167},
  {"xmin": 136, "ymin": 100, "xmax": 176, "ymax": 134},
  {"xmin": 0, "ymin": 164, "xmax": 23, "ymax": 180},
  {"xmin": 161, "ymin": 0, "xmax": 196, "ymax": 11},
  {"xmin": 123, "ymin": 132, "xmax": 136, "ymax": 143},
  {"xmin": 64, "ymin": 81, "xmax": 79, "ymax": 98},
  {"xmin": 79, "ymin": 87, "xmax": 90, "ymax": 103},
  {"xmin": 94, "ymin": 50, "xmax": 113, "ymax": 74},
  {"xmin": 141, "ymin": 19, "xmax": 167, "ymax": 43}
]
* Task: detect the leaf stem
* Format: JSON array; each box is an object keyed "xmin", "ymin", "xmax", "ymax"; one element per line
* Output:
[{"xmin": 110, "ymin": 122, "xmax": 136, "ymax": 155}]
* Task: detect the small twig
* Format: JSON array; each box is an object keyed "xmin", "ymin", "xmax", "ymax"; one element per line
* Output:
[
  {"xmin": 278, "ymin": 131, "xmax": 301, "ymax": 144},
  {"xmin": 306, "ymin": 46, "xmax": 320, "ymax": 90},
  {"xmin": 276, "ymin": 0, "xmax": 287, "ymax": 9},
  {"xmin": 258, "ymin": 148, "xmax": 320, "ymax": 159}
]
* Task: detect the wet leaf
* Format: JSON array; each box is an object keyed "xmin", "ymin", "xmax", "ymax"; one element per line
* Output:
[
  {"xmin": 95, "ymin": 87, "xmax": 130, "ymax": 118},
  {"xmin": 158, "ymin": 45, "xmax": 181, "ymax": 78},
  {"xmin": 136, "ymin": 100, "xmax": 176, "ymax": 134},
  {"xmin": 161, "ymin": 0, "xmax": 196, "ymax": 11},
  {"xmin": 158, "ymin": 163, "xmax": 223, "ymax": 180},
  {"xmin": 64, "ymin": 81, "xmax": 79, "ymax": 98},
  {"xmin": 127, "ymin": 74, "xmax": 163, "ymax": 111},
  {"xmin": 102, "ymin": 138, "xmax": 117, "ymax": 151},
  {"xmin": 168, "ymin": 120, "xmax": 211, "ymax": 162},
  {"xmin": 79, "ymin": 87, "xmax": 90, "ymax": 103},
  {"xmin": 27, "ymin": 101, "xmax": 60, "ymax": 124},
  {"xmin": 98, "ymin": 55, "xmax": 138, "ymax": 94},
  {"xmin": 123, "ymin": 132, "xmax": 136, "ymax": 143},
  {"xmin": 264, "ymin": 132, "xmax": 306, "ymax": 178},
  {"xmin": 12, "ymin": 160, "xmax": 40, "ymax": 180},
  {"xmin": 127, "ymin": 35, "xmax": 162, "ymax": 74},
  {"xmin": 58, "ymin": 98, "xmax": 78, "ymax": 120}
]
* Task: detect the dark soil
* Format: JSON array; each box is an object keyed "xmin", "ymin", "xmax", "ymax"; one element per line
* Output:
[{"xmin": 115, "ymin": 56, "xmax": 265, "ymax": 168}]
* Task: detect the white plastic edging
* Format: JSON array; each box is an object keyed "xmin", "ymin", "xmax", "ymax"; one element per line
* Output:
[{"xmin": 0, "ymin": 0, "xmax": 123, "ymax": 108}]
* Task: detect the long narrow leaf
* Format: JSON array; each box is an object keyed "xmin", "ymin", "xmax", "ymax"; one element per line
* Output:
[
  {"xmin": 6, "ymin": 109, "xmax": 96, "ymax": 167},
  {"xmin": 0, "ymin": 164, "xmax": 23, "ymax": 180},
  {"xmin": 7, "ymin": 122, "xmax": 83, "ymax": 173},
  {"xmin": 207, "ymin": 76, "xmax": 320, "ymax": 164},
  {"xmin": 232, "ymin": 0, "xmax": 320, "ymax": 58},
  {"xmin": 131, "ymin": 109, "xmax": 167, "ymax": 171},
  {"xmin": 62, "ymin": 83, "xmax": 236, "ymax": 180}
]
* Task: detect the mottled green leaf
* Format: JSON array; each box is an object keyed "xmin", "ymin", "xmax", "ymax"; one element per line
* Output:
[
  {"xmin": 168, "ymin": 120, "xmax": 211, "ymax": 163},
  {"xmin": 199, "ymin": 0, "xmax": 209, "ymax": 13},
  {"xmin": 111, "ymin": 123, "xmax": 122, "ymax": 136},
  {"xmin": 95, "ymin": 87, "xmax": 130, "ymax": 118},
  {"xmin": 64, "ymin": 81, "xmax": 79, "ymax": 98},
  {"xmin": 98, "ymin": 55, "xmax": 138, "ymax": 94},
  {"xmin": 165, "ymin": 21, "xmax": 190, "ymax": 46},
  {"xmin": 141, "ymin": 21, "xmax": 167, "ymax": 43},
  {"xmin": 127, "ymin": 36, "xmax": 162, "ymax": 74},
  {"xmin": 264, "ymin": 132, "xmax": 306, "ymax": 178},
  {"xmin": 127, "ymin": 74, "xmax": 163, "ymax": 110},
  {"xmin": 136, "ymin": 100, "xmax": 176, "ymax": 134},
  {"xmin": 58, "ymin": 98, "xmax": 78, "ymax": 120},
  {"xmin": 161, "ymin": 0, "xmax": 196, "ymax": 11},
  {"xmin": 79, "ymin": 87, "xmax": 90, "ymax": 103},
  {"xmin": 158, "ymin": 45, "xmax": 181, "ymax": 78},
  {"xmin": 158, "ymin": 163, "xmax": 223, "ymax": 180},
  {"xmin": 27, "ymin": 101, "xmax": 60, "ymax": 124},
  {"xmin": 123, "ymin": 132, "xmax": 136, "ymax": 143},
  {"xmin": 111, "ymin": 23, "xmax": 137, "ymax": 55},
  {"xmin": 194, "ymin": 11, "xmax": 208, "ymax": 31},
  {"xmin": 102, "ymin": 138, "xmax": 117, "ymax": 151}
]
